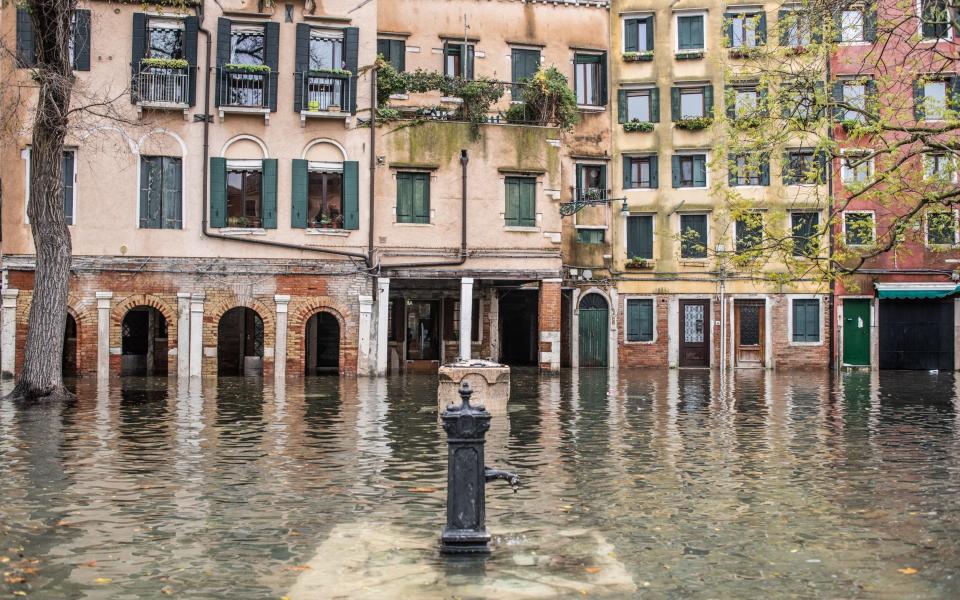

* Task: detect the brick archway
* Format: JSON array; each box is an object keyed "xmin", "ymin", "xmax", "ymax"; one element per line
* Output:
[
  {"xmin": 204, "ymin": 297, "xmax": 277, "ymax": 377},
  {"xmin": 65, "ymin": 297, "xmax": 96, "ymax": 376},
  {"xmin": 288, "ymin": 297, "xmax": 356, "ymax": 375},
  {"xmin": 109, "ymin": 294, "xmax": 179, "ymax": 376}
]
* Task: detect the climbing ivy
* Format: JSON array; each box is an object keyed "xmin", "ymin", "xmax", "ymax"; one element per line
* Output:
[{"xmin": 504, "ymin": 67, "xmax": 578, "ymax": 131}]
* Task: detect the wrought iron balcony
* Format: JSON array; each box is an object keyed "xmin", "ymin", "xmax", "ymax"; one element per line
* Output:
[
  {"xmin": 217, "ymin": 67, "xmax": 273, "ymax": 110},
  {"xmin": 134, "ymin": 66, "xmax": 189, "ymax": 107},
  {"xmin": 299, "ymin": 72, "xmax": 350, "ymax": 114}
]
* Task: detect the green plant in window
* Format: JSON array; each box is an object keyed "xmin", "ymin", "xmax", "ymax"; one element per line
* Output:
[
  {"xmin": 675, "ymin": 116, "xmax": 713, "ymax": 130},
  {"xmin": 623, "ymin": 51, "xmax": 654, "ymax": 62},
  {"xmin": 312, "ymin": 67, "xmax": 352, "ymax": 77},
  {"xmin": 224, "ymin": 63, "xmax": 271, "ymax": 73},
  {"xmin": 505, "ymin": 66, "xmax": 578, "ymax": 131},
  {"xmin": 675, "ymin": 50, "xmax": 705, "ymax": 60},
  {"xmin": 141, "ymin": 57, "xmax": 188, "ymax": 69},
  {"xmin": 623, "ymin": 119, "xmax": 654, "ymax": 132},
  {"xmin": 625, "ymin": 256, "xmax": 651, "ymax": 268},
  {"xmin": 227, "ymin": 216, "xmax": 250, "ymax": 228}
]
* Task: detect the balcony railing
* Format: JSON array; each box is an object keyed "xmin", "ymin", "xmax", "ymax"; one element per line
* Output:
[
  {"xmin": 300, "ymin": 72, "xmax": 350, "ymax": 113},
  {"xmin": 217, "ymin": 67, "xmax": 273, "ymax": 109},
  {"xmin": 135, "ymin": 66, "xmax": 189, "ymax": 106}
]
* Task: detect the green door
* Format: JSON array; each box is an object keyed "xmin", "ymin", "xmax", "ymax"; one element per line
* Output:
[
  {"xmin": 843, "ymin": 299, "xmax": 871, "ymax": 366},
  {"xmin": 578, "ymin": 294, "xmax": 609, "ymax": 368}
]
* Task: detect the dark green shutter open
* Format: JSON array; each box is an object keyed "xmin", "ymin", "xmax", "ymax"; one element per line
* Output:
[
  {"xmin": 649, "ymin": 155, "xmax": 659, "ymax": 188},
  {"xmin": 264, "ymin": 22, "xmax": 280, "ymax": 112},
  {"xmin": 344, "ymin": 27, "xmax": 360, "ymax": 113},
  {"xmin": 704, "ymin": 85, "xmax": 714, "ymax": 117},
  {"xmin": 184, "ymin": 17, "xmax": 199, "ymax": 106},
  {"xmin": 726, "ymin": 86, "xmax": 736, "ymax": 119},
  {"xmin": 693, "ymin": 155, "xmax": 707, "ymax": 187},
  {"xmin": 758, "ymin": 12, "xmax": 768, "ymax": 44},
  {"xmin": 63, "ymin": 151, "xmax": 75, "ymax": 224},
  {"xmin": 914, "ymin": 80, "xmax": 925, "ymax": 120},
  {"xmin": 343, "ymin": 160, "xmax": 360, "ymax": 230},
  {"xmin": 625, "ymin": 18, "xmax": 639, "ymax": 52},
  {"xmin": 291, "ymin": 159, "xmax": 308, "ymax": 228},
  {"xmin": 215, "ymin": 18, "xmax": 231, "ymax": 107},
  {"xmin": 724, "ymin": 13, "xmax": 735, "ymax": 47},
  {"xmin": 622, "ymin": 156, "xmax": 632, "ymax": 189},
  {"xmin": 72, "ymin": 10, "xmax": 91, "ymax": 71},
  {"xmin": 832, "ymin": 81, "xmax": 845, "ymax": 119},
  {"xmin": 864, "ymin": 6, "xmax": 877, "ymax": 41},
  {"xmin": 671, "ymin": 155, "xmax": 681, "ymax": 188},
  {"xmin": 728, "ymin": 153, "xmax": 738, "ymax": 186},
  {"xmin": 261, "ymin": 159, "xmax": 278, "ymax": 228},
  {"xmin": 650, "ymin": 87, "xmax": 660, "ymax": 122},
  {"xmin": 294, "ymin": 24, "xmax": 310, "ymax": 112},
  {"xmin": 599, "ymin": 52, "xmax": 608, "ymax": 105},
  {"xmin": 670, "ymin": 87, "xmax": 681, "ymax": 120},
  {"xmin": 15, "ymin": 7, "xmax": 35, "ymax": 68},
  {"xmin": 617, "ymin": 89, "xmax": 627, "ymax": 123},
  {"xmin": 209, "ymin": 157, "xmax": 227, "ymax": 228},
  {"xmin": 645, "ymin": 17, "xmax": 655, "ymax": 51},
  {"xmin": 130, "ymin": 13, "xmax": 146, "ymax": 102},
  {"xmin": 759, "ymin": 154, "xmax": 770, "ymax": 185},
  {"xmin": 778, "ymin": 10, "xmax": 790, "ymax": 45}
]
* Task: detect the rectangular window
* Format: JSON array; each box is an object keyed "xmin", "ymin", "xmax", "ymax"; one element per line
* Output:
[
  {"xmin": 396, "ymin": 171, "xmax": 430, "ymax": 224},
  {"xmin": 844, "ymin": 211, "xmax": 874, "ymax": 246},
  {"xmin": 840, "ymin": 8, "xmax": 865, "ymax": 42},
  {"xmin": 226, "ymin": 165, "xmax": 263, "ymax": 227},
  {"xmin": 781, "ymin": 9, "xmax": 812, "ymax": 46},
  {"xmin": 841, "ymin": 153, "xmax": 873, "ymax": 184},
  {"xmin": 626, "ymin": 89, "xmax": 652, "ymax": 122},
  {"xmin": 444, "ymin": 42, "xmax": 474, "ymax": 79},
  {"xmin": 309, "ymin": 29, "xmax": 344, "ymax": 71},
  {"xmin": 147, "ymin": 18, "xmax": 184, "ymax": 60},
  {"xmin": 673, "ymin": 154, "xmax": 707, "ymax": 188},
  {"xmin": 28, "ymin": 149, "xmax": 76, "ymax": 225},
  {"xmin": 920, "ymin": 0, "xmax": 951, "ymax": 39},
  {"xmin": 139, "ymin": 155, "xmax": 182, "ymax": 229},
  {"xmin": 784, "ymin": 150, "xmax": 821, "ymax": 185},
  {"xmin": 231, "ymin": 25, "xmax": 265, "ymax": 65},
  {"xmin": 680, "ymin": 87, "xmax": 706, "ymax": 118},
  {"xmin": 511, "ymin": 48, "xmax": 540, "ymax": 100},
  {"xmin": 923, "ymin": 80, "xmax": 948, "ymax": 120},
  {"xmin": 792, "ymin": 299, "xmax": 820, "ymax": 342},
  {"xmin": 626, "ymin": 214, "xmax": 654, "ymax": 259},
  {"xmin": 791, "ymin": 212, "xmax": 820, "ymax": 257},
  {"xmin": 924, "ymin": 152, "xmax": 956, "ymax": 181},
  {"xmin": 577, "ymin": 164, "xmax": 606, "ymax": 200},
  {"xmin": 624, "ymin": 16, "xmax": 654, "ymax": 52},
  {"xmin": 307, "ymin": 169, "xmax": 343, "ymax": 228},
  {"xmin": 504, "ymin": 176, "xmax": 536, "ymax": 227},
  {"xmin": 624, "ymin": 155, "xmax": 656, "ymax": 189},
  {"xmin": 729, "ymin": 153, "xmax": 767, "ymax": 186},
  {"xmin": 574, "ymin": 53, "xmax": 603, "ymax": 106},
  {"xmin": 377, "ymin": 38, "xmax": 405, "ymax": 72},
  {"xmin": 841, "ymin": 81, "xmax": 867, "ymax": 121},
  {"xmin": 577, "ymin": 228, "xmax": 605, "ymax": 244},
  {"xmin": 784, "ymin": 82, "xmax": 819, "ymax": 120},
  {"xmin": 677, "ymin": 14, "xmax": 705, "ymax": 51},
  {"xmin": 927, "ymin": 212, "xmax": 957, "ymax": 245},
  {"xmin": 729, "ymin": 12, "xmax": 762, "ymax": 48},
  {"xmin": 732, "ymin": 85, "xmax": 760, "ymax": 119},
  {"xmin": 735, "ymin": 214, "xmax": 763, "ymax": 254},
  {"xmin": 626, "ymin": 298, "xmax": 654, "ymax": 342},
  {"xmin": 680, "ymin": 213, "xmax": 708, "ymax": 258}
]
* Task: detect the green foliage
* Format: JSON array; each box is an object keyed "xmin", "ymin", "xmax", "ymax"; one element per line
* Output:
[
  {"xmin": 623, "ymin": 51, "xmax": 654, "ymax": 62},
  {"xmin": 140, "ymin": 57, "xmax": 188, "ymax": 69},
  {"xmin": 675, "ymin": 117, "xmax": 713, "ymax": 130},
  {"xmin": 507, "ymin": 67, "xmax": 578, "ymax": 131},
  {"xmin": 625, "ymin": 257, "xmax": 652, "ymax": 268},
  {"xmin": 313, "ymin": 67, "xmax": 352, "ymax": 77},
  {"xmin": 623, "ymin": 120, "xmax": 654, "ymax": 132},
  {"xmin": 675, "ymin": 50, "xmax": 705, "ymax": 60},
  {"xmin": 224, "ymin": 63, "xmax": 270, "ymax": 73}
]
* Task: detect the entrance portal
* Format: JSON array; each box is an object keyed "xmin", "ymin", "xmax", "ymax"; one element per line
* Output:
[
  {"xmin": 218, "ymin": 307, "xmax": 264, "ymax": 376},
  {"xmin": 679, "ymin": 299, "xmax": 710, "ymax": 367},
  {"xmin": 499, "ymin": 290, "xmax": 539, "ymax": 366},
  {"xmin": 62, "ymin": 314, "xmax": 78, "ymax": 377},
  {"xmin": 734, "ymin": 300, "xmax": 765, "ymax": 367},
  {"xmin": 842, "ymin": 299, "xmax": 871, "ymax": 366},
  {"xmin": 578, "ymin": 294, "xmax": 609, "ymax": 368},
  {"xmin": 121, "ymin": 307, "xmax": 169, "ymax": 376},
  {"xmin": 305, "ymin": 312, "xmax": 340, "ymax": 375}
]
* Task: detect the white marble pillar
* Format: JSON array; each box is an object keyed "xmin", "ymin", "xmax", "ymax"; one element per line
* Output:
[
  {"xmin": 189, "ymin": 293, "xmax": 205, "ymax": 378},
  {"xmin": 274, "ymin": 294, "xmax": 290, "ymax": 383},
  {"xmin": 95, "ymin": 291, "xmax": 113, "ymax": 379},
  {"xmin": 375, "ymin": 278, "xmax": 390, "ymax": 376},
  {"xmin": 358, "ymin": 294, "xmax": 373, "ymax": 376},
  {"xmin": 459, "ymin": 277, "xmax": 474, "ymax": 361},
  {"xmin": 176, "ymin": 292, "xmax": 191, "ymax": 379},
  {"xmin": 1, "ymin": 289, "xmax": 19, "ymax": 379}
]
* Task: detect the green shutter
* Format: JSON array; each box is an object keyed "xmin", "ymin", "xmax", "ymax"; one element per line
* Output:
[
  {"xmin": 778, "ymin": 10, "xmax": 790, "ymax": 45},
  {"xmin": 693, "ymin": 16, "xmax": 704, "ymax": 47},
  {"xmin": 914, "ymin": 80, "xmax": 925, "ymax": 120},
  {"xmin": 864, "ymin": 6, "xmax": 877, "ymax": 41},
  {"xmin": 505, "ymin": 178, "xmax": 519, "ymax": 225},
  {"xmin": 678, "ymin": 17, "xmax": 690, "ymax": 49},
  {"xmin": 291, "ymin": 159, "xmax": 308, "ymax": 228},
  {"xmin": 726, "ymin": 86, "xmax": 736, "ymax": 119},
  {"xmin": 209, "ymin": 157, "xmax": 227, "ymax": 228},
  {"xmin": 759, "ymin": 154, "xmax": 770, "ymax": 186},
  {"xmin": 165, "ymin": 157, "xmax": 182, "ymax": 229},
  {"xmin": 184, "ymin": 17, "xmax": 199, "ymax": 106},
  {"xmin": 294, "ymin": 24, "xmax": 310, "ymax": 112},
  {"xmin": 396, "ymin": 173, "xmax": 412, "ymax": 222},
  {"xmin": 724, "ymin": 13, "xmax": 734, "ymax": 47},
  {"xmin": 623, "ymin": 156, "xmax": 632, "ymax": 189},
  {"xmin": 645, "ymin": 17, "xmax": 655, "ymax": 51},
  {"xmin": 261, "ymin": 158, "xmax": 278, "ymax": 228},
  {"xmin": 704, "ymin": 85, "xmax": 714, "ymax": 117},
  {"xmin": 627, "ymin": 215, "xmax": 640, "ymax": 256},
  {"xmin": 520, "ymin": 178, "xmax": 535, "ymax": 226},
  {"xmin": 728, "ymin": 153, "xmax": 738, "ymax": 186},
  {"xmin": 793, "ymin": 299, "xmax": 820, "ymax": 342},
  {"xmin": 73, "ymin": 10, "xmax": 91, "ymax": 71},
  {"xmin": 343, "ymin": 27, "xmax": 359, "ymax": 113},
  {"xmin": 465, "ymin": 44, "xmax": 475, "ymax": 80},
  {"xmin": 758, "ymin": 12, "xmax": 768, "ymax": 44},
  {"xmin": 16, "ymin": 7, "xmax": 35, "ymax": 68},
  {"xmin": 342, "ymin": 160, "xmax": 360, "ymax": 230},
  {"xmin": 618, "ymin": 89, "xmax": 627, "ymax": 123},
  {"xmin": 62, "ymin": 151, "xmax": 75, "ymax": 224},
  {"xmin": 627, "ymin": 300, "xmax": 641, "ymax": 340},
  {"xmin": 639, "ymin": 300, "xmax": 653, "ymax": 340},
  {"xmin": 264, "ymin": 22, "xmax": 280, "ymax": 112},
  {"xmin": 625, "ymin": 18, "xmax": 639, "ymax": 52},
  {"xmin": 759, "ymin": 84, "xmax": 769, "ymax": 116},
  {"xmin": 832, "ymin": 81, "xmax": 844, "ymax": 119},
  {"xmin": 649, "ymin": 155, "xmax": 659, "ymax": 188},
  {"xmin": 632, "ymin": 215, "xmax": 652, "ymax": 258},
  {"xmin": 413, "ymin": 173, "xmax": 430, "ymax": 223},
  {"xmin": 671, "ymin": 155, "xmax": 681, "ymax": 188},
  {"xmin": 575, "ymin": 163, "xmax": 584, "ymax": 199},
  {"xmin": 693, "ymin": 155, "xmax": 707, "ymax": 187},
  {"xmin": 670, "ymin": 87, "xmax": 680, "ymax": 121},
  {"xmin": 392, "ymin": 40, "xmax": 406, "ymax": 71},
  {"xmin": 140, "ymin": 156, "xmax": 157, "ymax": 228},
  {"xmin": 599, "ymin": 52, "xmax": 608, "ymax": 105}
]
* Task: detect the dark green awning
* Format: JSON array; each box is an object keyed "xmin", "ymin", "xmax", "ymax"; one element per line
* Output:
[{"xmin": 875, "ymin": 285, "xmax": 960, "ymax": 299}]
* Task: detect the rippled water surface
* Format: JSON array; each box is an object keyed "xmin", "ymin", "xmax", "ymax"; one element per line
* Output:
[{"xmin": 1, "ymin": 369, "xmax": 959, "ymax": 598}]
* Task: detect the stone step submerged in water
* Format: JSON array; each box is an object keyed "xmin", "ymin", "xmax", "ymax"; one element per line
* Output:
[{"xmin": 286, "ymin": 521, "xmax": 636, "ymax": 599}]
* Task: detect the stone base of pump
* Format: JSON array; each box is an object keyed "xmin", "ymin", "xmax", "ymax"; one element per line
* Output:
[{"xmin": 437, "ymin": 360, "xmax": 511, "ymax": 415}]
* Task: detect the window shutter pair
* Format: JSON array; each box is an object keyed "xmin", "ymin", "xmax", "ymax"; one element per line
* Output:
[
  {"xmin": 290, "ymin": 160, "xmax": 360, "ymax": 229},
  {"xmin": 511, "ymin": 49, "xmax": 539, "ymax": 100},
  {"xmin": 504, "ymin": 178, "xmax": 536, "ymax": 227},
  {"xmin": 397, "ymin": 172, "xmax": 430, "ymax": 224},
  {"xmin": 378, "ymin": 39, "xmax": 406, "ymax": 71},
  {"xmin": 792, "ymin": 300, "xmax": 820, "ymax": 342},
  {"xmin": 626, "ymin": 215, "xmax": 653, "ymax": 259},
  {"xmin": 208, "ymin": 158, "xmax": 279, "ymax": 229},
  {"xmin": 627, "ymin": 299, "xmax": 653, "ymax": 342},
  {"xmin": 670, "ymin": 156, "xmax": 705, "ymax": 188},
  {"xmin": 139, "ymin": 156, "xmax": 182, "ymax": 229},
  {"xmin": 17, "ymin": 7, "xmax": 90, "ymax": 70},
  {"xmin": 624, "ymin": 17, "xmax": 653, "ymax": 52},
  {"xmin": 671, "ymin": 86, "xmax": 712, "ymax": 120}
]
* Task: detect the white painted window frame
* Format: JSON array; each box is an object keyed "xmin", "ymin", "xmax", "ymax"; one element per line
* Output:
[
  {"xmin": 787, "ymin": 294, "xmax": 825, "ymax": 346},
  {"xmin": 622, "ymin": 295, "xmax": 658, "ymax": 345},
  {"xmin": 843, "ymin": 209, "xmax": 876, "ymax": 246}
]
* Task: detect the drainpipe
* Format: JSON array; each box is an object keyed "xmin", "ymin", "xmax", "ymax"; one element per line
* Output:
[
  {"xmin": 196, "ymin": 9, "xmax": 371, "ymax": 268},
  {"xmin": 379, "ymin": 149, "xmax": 470, "ymax": 270},
  {"xmin": 368, "ymin": 65, "xmax": 377, "ymax": 274}
]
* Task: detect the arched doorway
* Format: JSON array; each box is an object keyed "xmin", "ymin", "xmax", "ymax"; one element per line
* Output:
[
  {"xmin": 578, "ymin": 293, "xmax": 609, "ymax": 368},
  {"xmin": 218, "ymin": 307, "xmax": 264, "ymax": 376},
  {"xmin": 62, "ymin": 314, "xmax": 78, "ymax": 377},
  {"xmin": 305, "ymin": 312, "xmax": 340, "ymax": 375},
  {"xmin": 121, "ymin": 306, "xmax": 169, "ymax": 376}
]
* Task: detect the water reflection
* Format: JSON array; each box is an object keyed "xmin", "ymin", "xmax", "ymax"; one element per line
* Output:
[{"xmin": 0, "ymin": 370, "xmax": 957, "ymax": 598}]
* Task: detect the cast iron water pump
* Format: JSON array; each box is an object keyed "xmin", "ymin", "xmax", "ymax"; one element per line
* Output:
[{"xmin": 440, "ymin": 382, "xmax": 520, "ymax": 554}]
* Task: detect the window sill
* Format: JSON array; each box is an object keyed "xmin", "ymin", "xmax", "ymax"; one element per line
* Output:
[
  {"xmin": 440, "ymin": 96, "xmax": 464, "ymax": 104},
  {"xmin": 574, "ymin": 225, "xmax": 608, "ymax": 230},
  {"xmin": 220, "ymin": 227, "xmax": 267, "ymax": 235},
  {"xmin": 578, "ymin": 105, "xmax": 606, "ymax": 112},
  {"xmin": 788, "ymin": 340, "xmax": 824, "ymax": 347},
  {"xmin": 305, "ymin": 228, "xmax": 350, "ymax": 236},
  {"xmin": 680, "ymin": 259, "xmax": 709, "ymax": 265},
  {"xmin": 390, "ymin": 93, "xmax": 409, "ymax": 100},
  {"xmin": 624, "ymin": 339, "xmax": 657, "ymax": 345},
  {"xmin": 504, "ymin": 225, "xmax": 540, "ymax": 232},
  {"xmin": 300, "ymin": 109, "xmax": 349, "ymax": 119},
  {"xmin": 394, "ymin": 222, "xmax": 434, "ymax": 227},
  {"xmin": 675, "ymin": 186, "xmax": 708, "ymax": 190}
]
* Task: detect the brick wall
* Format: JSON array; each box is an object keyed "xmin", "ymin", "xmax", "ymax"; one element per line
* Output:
[
  {"xmin": 618, "ymin": 295, "xmax": 670, "ymax": 368},
  {"xmin": 770, "ymin": 295, "xmax": 832, "ymax": 369},
  {"xmin": 538, "ymin": 280, "xmax": 561, "ymax": 370}
]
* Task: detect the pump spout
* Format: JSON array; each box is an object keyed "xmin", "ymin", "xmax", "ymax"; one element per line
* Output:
[{"xmin": 484, "ymin": 467, "xmax": 520, "ymax": 492}]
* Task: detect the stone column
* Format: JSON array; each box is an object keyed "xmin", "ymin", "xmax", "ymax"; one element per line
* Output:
[
  {"xmin": 96, "ymin": 291, "xmax": 113, "ymax": 379},
  {"xmin": 459, "ymin": 277, "xmax": 474, "ymax": 361},
  {"xmin": 1, "ymin": 289, "xmax": 19, "ymax": 379},
  {"xmin": 274, "ymin": 295, "xmax": 291, "ymax": 383},
  {"xmin": 189, "ymin": 293, "xmax": 204, "ymax": 378},
  {"xmin": 538, "ymin": 278, "xmax": 562, "ymax": 372},
  {"xmin": 358, "ymin": 295, "xmax": 373, "ymax": 376},
  {"xmin": 375, "ymin": 277, "xmax": 390, "ymax": 376},
  {"xmin": 176, "ymin": 293, "xmax": 191, "ymax": 379}
]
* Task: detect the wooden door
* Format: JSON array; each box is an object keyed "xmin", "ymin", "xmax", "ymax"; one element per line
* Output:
[
  {"xmin": 735, "ymin": 300, "xmax": 765, "ymax": 367},
  {"xmin": 679, "ymin": 300, "xmax": 710, "ymax": 367},
  {"xmin": 578, "ymin": 294, "xmax": 609, "ymax": 368},
  {"xmin": 842, "ymin": 299, "xmax": 871, "ymax": 366}
]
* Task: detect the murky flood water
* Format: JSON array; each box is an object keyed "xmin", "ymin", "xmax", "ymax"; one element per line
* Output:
[{"xmin": 1, "ymin": 369, "xmax": 959, "ymax": 598}]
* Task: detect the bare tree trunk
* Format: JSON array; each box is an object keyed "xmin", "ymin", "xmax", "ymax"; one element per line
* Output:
[{"xmin": 9, "ymin": 0, "xmax": 78, "ymax": 401}]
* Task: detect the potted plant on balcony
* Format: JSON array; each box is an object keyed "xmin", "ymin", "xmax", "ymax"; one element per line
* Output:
[
  {"xmin": 625, "ymin": 256, "xmax": 653, "ymax": 269},
  {"xmin": 675, "ymin": 116, "xmax": 713, "ymax": 130},
  {"xmin": 224, "ymin": 63, "xmax": 271, "ymax": 74},
  {"xmin": 308, "ymin": 100, "xmax": 320, "ymax": 112},
  {"xmin": 140, "ymin": 57, "xmax": 189, "ymax": 70},
  {"xmin": 623, "ymin": 119, "xmax": 654, "ymax": 133}
]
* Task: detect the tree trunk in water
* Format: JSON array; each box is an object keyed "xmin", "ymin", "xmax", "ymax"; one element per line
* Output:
[{"xmin": 9, "ymin": 0, "xmax": 78, "ymax": 401}]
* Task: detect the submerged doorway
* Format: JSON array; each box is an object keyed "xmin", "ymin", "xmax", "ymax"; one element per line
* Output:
[
  {"xmin": 499, "ymin": 289, "xmax": 538, "ymax": 366},
  {"xmin": 734, "ymin": 300, "xmax": 765, "ymax": 367},
  {"xmin": 679, "ymin": 299, "xmax": 710, "ymax": 367},
  {"xmin": 62, "ymin": 314, "xmax": 78, "ymax": 377},
  {"xmin": 305, "ymin": 312, "xmax": 340, "ymax": 375},
  {"xmin": 218, "ymin": 307, "xmax": 264, "ymax": 376},
  {"xmin": 121, "ymin": 306, "xmax": 169, "ymax": 376},
  {"xmin": 405, "ymin": 299, "xmax": 440, "ymax": 371},
  {"xmin": 578, "ymin": 293, "xmax": 609, "ymax": 368}
]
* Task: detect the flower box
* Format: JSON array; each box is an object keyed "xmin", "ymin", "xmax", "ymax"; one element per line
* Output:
[
  {"xmin": 675, "ymin": 51, "xmax": 705, "ymax": 60},
  {"xmin": 311, "ymin": 68, "xmax": 352, "ymax": 78},
  {"xmin": 623, "ymin": 51, "xmax": 654, "ymax": 62},
  {"xmin": 224, "ymin": 63, "xmax": 271, "ymax": 74},
  {"xmin": 675, "ymin": 117, "xmax": 713, "ymax": 130},
  {"xmin": 141, "ymin": 57, "xmax": 188, "ymax": 70},
  {"xmin": 623, "ymin": 120, "xmax": 654, "ymax": 132},
  {"xmin": 625, "ymin": 257, "xmax": 654, "ymax": 269},
  {"xmin": 728, "ymin": 47, "xmax": 760, "ymax": 59}
]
